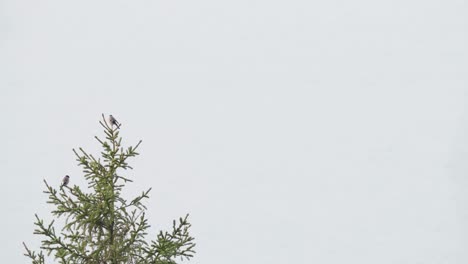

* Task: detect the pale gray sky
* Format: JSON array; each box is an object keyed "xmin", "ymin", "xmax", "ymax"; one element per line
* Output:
[{"xmin": 1, "ymin": 0, "xmax": 467, "ymax": 263}]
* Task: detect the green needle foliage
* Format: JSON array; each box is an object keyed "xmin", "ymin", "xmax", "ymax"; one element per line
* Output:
[{"xmin": 23, "ymin": 115, "xmax": 196, "ymax": 264}]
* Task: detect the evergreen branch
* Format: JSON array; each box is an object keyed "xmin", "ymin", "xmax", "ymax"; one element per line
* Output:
[
  {"xmin": 33, "ymin": 214, "xmax": 90, "ymax": 262},
  {"xmin": 145, "ymin": 214, "xmax": 196, "ymax": 263},
  {"xmin": 23, "ymin": 242, "xmax": 46, "ymax": 264}
]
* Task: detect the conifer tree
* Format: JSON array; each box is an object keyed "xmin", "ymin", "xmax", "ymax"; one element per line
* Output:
[{"xmin": 23, "ymin": 115, "xmax": 195, "ymax": 264}]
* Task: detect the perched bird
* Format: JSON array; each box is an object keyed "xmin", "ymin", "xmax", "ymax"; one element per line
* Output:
[
  {"xmin": 109, "ymin": 115, "xmax": 121, "ymax": 129},
  {"xmin": 61, "ymin": 175, "xmax": 70, "ymax": 187}
]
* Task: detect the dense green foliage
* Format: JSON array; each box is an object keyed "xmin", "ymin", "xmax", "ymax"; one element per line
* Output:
[{"xmin": 23, "ymin": 116, "xmax": 195, "ymax": 264}]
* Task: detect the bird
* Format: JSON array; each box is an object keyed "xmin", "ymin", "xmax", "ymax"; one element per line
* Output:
[
  {"xmin": 61, "ymin": 175, "xmax": 70, "ymax": 187},
  {"xmin": 109, "ymin": 115, "xmax": 121, "ymax": 129}
]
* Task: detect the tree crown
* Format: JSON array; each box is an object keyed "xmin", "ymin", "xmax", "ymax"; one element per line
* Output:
[{"xmin": 24, "ymin": 115, "xmax": 195, "ymax": 264}]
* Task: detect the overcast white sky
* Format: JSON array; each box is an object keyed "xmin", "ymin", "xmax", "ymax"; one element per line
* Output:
[{"xmin": 1, "ymin": 0, "xmax": 468, "ymax": 263}]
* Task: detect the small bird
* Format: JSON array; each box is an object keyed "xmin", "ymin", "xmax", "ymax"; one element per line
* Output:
[
  {"xmin": 61, "ymin": 175, "xmax": 70, "ymax": 187},
  {"xmin": 109, "ymin": 115, "xmax": 121, "ymax": 129}
]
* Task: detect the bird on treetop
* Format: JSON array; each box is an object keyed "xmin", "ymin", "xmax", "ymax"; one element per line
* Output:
[{"xmin": 109, "ymin": 115, "xmax": 121, "ymax": 129}]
